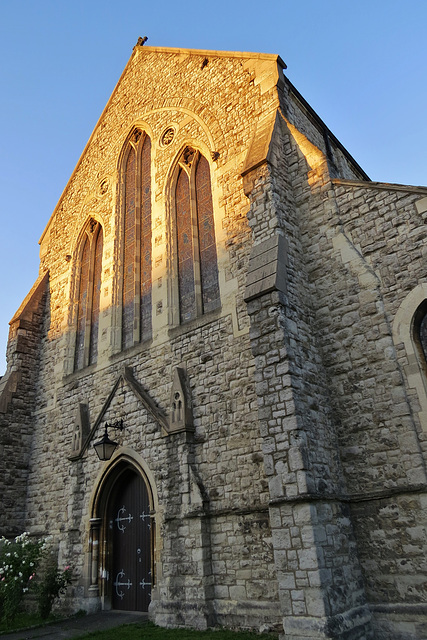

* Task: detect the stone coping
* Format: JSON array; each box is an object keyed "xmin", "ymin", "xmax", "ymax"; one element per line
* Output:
[
  {"xmin": 135, "ymin": 45, "xmax": 287, "ymax": 68},
  {"xmin": 333, "ymin": 177, "xmax": 427, "ymax": 194}
]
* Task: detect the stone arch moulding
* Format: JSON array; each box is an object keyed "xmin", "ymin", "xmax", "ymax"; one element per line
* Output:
[
  {"xmin": 393, "ymin": 282, "xmax": 427, "ymax": 433},
  {"xmin": 165, "ymin": 138, "xmax": 216, "ymax": 189},
  {"xmin": 87, "ymin": 449, "xmax": 162, "ymax": 611},
  {"xmin": 90, "ymin": 449, "xmax": 160, "ymax": 522},
  {"xmin": 70, "ymin": 211, "xmax": 106, "ymax": 262},
  {"xmin": 138, "ymin": 103, "xmax": 225, "ymax": 153},
  {"xmin": 164, "ymin": 140, "xmax": 217, "ymax": 234},
  {"xmin": 116, "ymin": 121, "xmax": 155, "ymax": 169}
]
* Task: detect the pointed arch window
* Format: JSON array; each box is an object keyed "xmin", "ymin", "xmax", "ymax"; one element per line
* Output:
[
  {"xmin": 122, "ymin": 129, "xmax": 152, "ymax": 349},
  {"xmin": 175, "ymin": 147, "xmax": 220, "ymax": 323},
  {"xmin": 414, "ymin": 300, "xmax": 427, "ymax": 366},
  {"xmin": 74, "ymin": 219, "xmax": 103, "ymax": 370}
]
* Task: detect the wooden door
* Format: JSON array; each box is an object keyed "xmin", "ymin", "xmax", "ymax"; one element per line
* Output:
[{"xmin": 109, "ymin": 469, "xmax": 151, "ymax": 611}]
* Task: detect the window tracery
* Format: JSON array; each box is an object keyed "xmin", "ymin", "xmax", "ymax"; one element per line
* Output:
[
  {"xmin": 122, "ymin": 130, "xmax": 152, "ymax": 349},
  {"xmin": 174, "ymin": 147, "xmax": 220, "ymax": 323},
  {"xmin": 74, "ymin": 219, "xmax": 103, "ymax": 370}
]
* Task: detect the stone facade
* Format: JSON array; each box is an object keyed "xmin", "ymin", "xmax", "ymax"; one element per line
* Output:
[{"xmin": 0, "ymin": 44, "xmax": 427, "ymax": 639}]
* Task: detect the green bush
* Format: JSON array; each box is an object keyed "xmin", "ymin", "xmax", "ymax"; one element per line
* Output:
[
  {"xmin": 36, "ymin": 560, "xmax": 73, "ymax": 619},
  {"xmin": 0, "ymin": 532, "xmax": 45, "ymax": 624}
]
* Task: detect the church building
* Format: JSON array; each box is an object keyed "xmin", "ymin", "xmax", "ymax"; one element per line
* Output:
[{"xmin": 1, "ymin": 42, "xmax": 427, "ymax": 640}]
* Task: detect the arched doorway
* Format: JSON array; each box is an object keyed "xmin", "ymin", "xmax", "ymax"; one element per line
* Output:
[
  {"xmin": 92, "ymin": 460, "xmax": 154, "ymax": 612},
  {"xmin": 108, "ymin": 468, "xmax": 152, "ymax": 610}
]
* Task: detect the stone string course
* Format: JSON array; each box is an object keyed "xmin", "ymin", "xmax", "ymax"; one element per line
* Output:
[{"xmin": 0, "ymin": 45, "xmax": 426, "ymax": 639}]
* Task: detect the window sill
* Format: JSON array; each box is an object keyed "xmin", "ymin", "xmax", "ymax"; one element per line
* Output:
[
  {"xmin": 168, "ymin": 305, "xmax": 223, "ymax": 339},
  {"xmin": 109, "ymin": 336, "xmax": 153, "ymax": 364}
]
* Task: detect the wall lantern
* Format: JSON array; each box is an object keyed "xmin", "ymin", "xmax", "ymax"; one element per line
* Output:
[{"xmin": 93, "ymin": 419, "xmax": 124, "ymax": 461}]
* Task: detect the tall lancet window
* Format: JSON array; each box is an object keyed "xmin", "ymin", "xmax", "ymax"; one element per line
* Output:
[
  {"xmin": 122, "ymin": 129, "xmax": 152, "ymax": 349},
  {"xmin": 175, "ymin": 147, "xmax": 220, "ymax": 323},
  {"xmin": 74, "ymin": 219, "xmax": 103, "ymax": 370}
]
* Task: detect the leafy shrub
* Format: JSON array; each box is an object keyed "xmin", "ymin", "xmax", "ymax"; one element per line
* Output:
[
  {"xmin": 37, "ymin": 560, "xmax": 73, "ymax": 619},
  {"xmin": 0, "ymin": 532, "xmax": 45, "ymax": 623}
]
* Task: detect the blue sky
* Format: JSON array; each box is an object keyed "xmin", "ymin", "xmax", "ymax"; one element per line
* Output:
[{"xmin": 0, "ymin": 0, "xmax": 426, "ymax": 373}]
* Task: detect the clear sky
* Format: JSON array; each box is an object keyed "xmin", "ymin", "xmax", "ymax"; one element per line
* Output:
[{"xmin": 0, "ymin": 0, "xmax": 426, "ymax": 374}]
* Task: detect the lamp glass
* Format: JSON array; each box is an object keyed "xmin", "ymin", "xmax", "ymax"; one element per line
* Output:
[{"xmin": 93, "ymin": 428, "xmax": 118, "ymax": 461}]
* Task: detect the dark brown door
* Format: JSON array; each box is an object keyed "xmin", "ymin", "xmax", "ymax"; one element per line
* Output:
[{"xmin": 109, "ymin": 469, "xmax": 151, "ymax": 611}]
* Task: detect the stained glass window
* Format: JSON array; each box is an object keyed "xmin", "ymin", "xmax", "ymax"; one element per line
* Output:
[
  {"xmin": 74, "ymin": 236, "xmax": 90, "ymax": 370},
  {"xmin": 176, "ymin": 168, "xmax": 196, "ymax": 323},
  {"xmin": 140, "ymin": 136, "xmax": 152, "ymax": 342},
  {"xmin": 195, "ymin": 155, "xmax": 220, "ymax": 313},
  {"xmin": 122, "ymin": 149, "xmax": 136, "ymax": 349},
  {"xmin": 74, "ymin": 221, "xmax": 103, "ymax": 371},
  {"xmin": 89, "ymin": 227, "xmax": 103, "ymax": 365},
  {"xmin": 175, "ymin": 149, "xmax": 220, "ymax": 323},
  {"xmin": 122, "ymin": 131, "xmax": 152, "ymax": 349},
  {"xmin": 418, "ymin": 307, "xmax": 427, "ymax": 363}
]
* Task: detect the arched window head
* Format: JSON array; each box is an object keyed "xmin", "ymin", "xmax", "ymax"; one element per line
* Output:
[
  {"xmin": 175, "ymin": 147, "xmax": 220, "ymax": 323},
  {"xmin": 122, "ymin": 129, "xmax": 152, "ymax": 349},
  {"xmin": 74, "ymin": 219, "xmax": 103, "ymax": 370},
  {"xmin": 413, "ymin": 300, "xmax": 427, "ymax": 365}
]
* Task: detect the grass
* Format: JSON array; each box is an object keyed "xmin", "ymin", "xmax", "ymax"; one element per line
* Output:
[
  {"xmin": 0, "ymin": 611, "xmax": 61, "ymax": 634},
  {"xmin": 0, "ymin": 616, "xmax": 277, "ymax": 640},
  {"xmin": 76, "ymin": 622, "xmax": 276, "ymax": 640}
]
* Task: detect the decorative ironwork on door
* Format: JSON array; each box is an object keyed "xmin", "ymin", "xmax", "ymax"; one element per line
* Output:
[{"xmin": 109, "ymin": 470, "xmax": 152, "ymax": 611}]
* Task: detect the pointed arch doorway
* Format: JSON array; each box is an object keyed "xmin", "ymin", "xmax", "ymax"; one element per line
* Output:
[
  {"xmin": 93, "ymin": 460, "xmax": 154, "ymax": 612},
  {"xmin": 109, "ymin": 468, "xmax": 152, "ymax": 610}
]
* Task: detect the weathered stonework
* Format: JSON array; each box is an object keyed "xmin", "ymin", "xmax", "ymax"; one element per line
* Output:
[{"xmin": 1, "ymin": 44, "xmax": 427, "ymax": 639}]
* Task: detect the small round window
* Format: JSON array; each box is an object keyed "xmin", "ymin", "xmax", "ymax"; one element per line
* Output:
[{"xmin": 160, "ymin": 127, "xmax": 175, "ymax": 147}]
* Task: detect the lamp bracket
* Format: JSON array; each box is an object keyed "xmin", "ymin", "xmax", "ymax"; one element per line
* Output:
[{"xmin": 105, "ymin": 419, "xmax": 124, "ymax": 431}]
